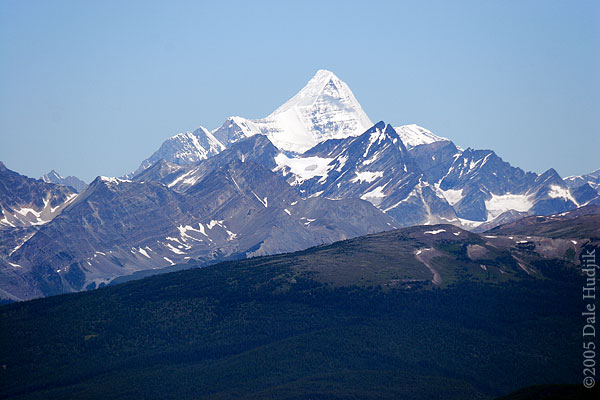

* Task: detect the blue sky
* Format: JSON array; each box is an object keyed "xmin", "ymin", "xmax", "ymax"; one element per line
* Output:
[{"xmin": 1, "ymin": 0, "xmax": 598, "ymax": 182}]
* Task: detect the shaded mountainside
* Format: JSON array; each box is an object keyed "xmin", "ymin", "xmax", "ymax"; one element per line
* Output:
[
  {"xmin": 0, "ymin": 162, "xmax": 77, "ymax": 228},
  {"xmin": 287, "ymin": 122, "xmax": 457, "ymax": 227},
  {"xmin": 0, "ymin": 219, "xmax": 594, "ymax": 399},
  {"xmin": 564, "ymin": 168, "xmax": 600, "ymax": 192},
  {"xmin": 0, "ymin": 163, "xmax": 80, "ymax": 300},
  {"xmin": 0, "ymin": 137, "xmax": 396, "ymax": 300}
]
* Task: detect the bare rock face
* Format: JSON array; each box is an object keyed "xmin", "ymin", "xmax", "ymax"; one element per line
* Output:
[{"xmin": 0, "ymin": 137, "xmax": 396, "ymax": 300}]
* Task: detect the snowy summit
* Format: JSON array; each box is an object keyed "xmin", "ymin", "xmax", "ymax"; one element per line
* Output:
[
  {"xmin": 212, "ymin": 69, "xmax": 374, "ymax": 153},
  {"xmin": 133, "ymin": 69, "xmax": 451, "ymax": 177}
]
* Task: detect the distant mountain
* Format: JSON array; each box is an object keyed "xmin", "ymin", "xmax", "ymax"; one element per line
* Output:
[
  {"xmin": 1, "ymin": 210, "xmax": 593, "ymax": 399},
  {"xmin": 212, "ymin": 69, "xmax": 373, "ymax": 153},
  {"xmin": 128, "ymin": 69, "xmax": 597, "ymax": 230},
  {"xmin": 0, "ymin": 162, "xmax": 77, "ymax": 228},
  {"xmin": 131, "ymin": 126, "xmax": 225, "ymax": 177},
  {"xmin": 280, "ymin": 122, "xmax": 458, "ymax": 227},
  {"xmin": 261, "ymin": 121, "xmax": 591, "ymax": 229},
  {"xmin": 564, "ymin": 168, "xmax": 600, "ymax": 195},
  {"xmin": 406, "ymin": 139, "xmax": 595, "ymax": 228},
  {"xmin": 41, "ymin": 170, "xmax": 87, "ymax": 192},
  {"xmin": 0, "ymin": 163, "xmax": 79, "ymax": 300},
  {"xmin": 132, "ymin": 70, "xmax": 372, "ymax": 177}
]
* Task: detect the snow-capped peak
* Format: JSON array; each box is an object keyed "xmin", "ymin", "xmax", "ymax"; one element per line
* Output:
[
  {"xmin": 393, "ymin": 124, "xmax": 449, "ymax": 148},
  {"xmin": 270, "ymin": 69, "xmax": 359, "ymax": 115},
  {"xmin": 212, "ymin": 69, "xmax": 373, "ymax": 154},
  {"xmin": 212, "ymin": 116, "xmax": 262, "ymax": 146},
  {"xmin": 130, "ymin": 126, "xmax": 225, "ymax": 177},
  {"xmin": 263, "ymin": 70, "xmax": 373, "ymax": 152}
]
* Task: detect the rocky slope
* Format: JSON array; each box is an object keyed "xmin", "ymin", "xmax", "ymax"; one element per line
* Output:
[{"xmin": 0, "ymin": 138, "xmax": 396, "ymax": 300}]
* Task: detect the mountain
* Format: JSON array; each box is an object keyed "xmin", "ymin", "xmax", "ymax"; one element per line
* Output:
[
  {"xmin": 564, "ymin": 169, "xmax": 600, "ymax": 206},
  {"xmin": 0, "ymin": 163, "xmax": 79, "ymax": 300},
  {"xmin": 1, "ymin": 211, "xmax": 593, "ymax": 399},
  {"xmin": 0, "ymin": 137, "xmax": 396, "ymax": 300},
  {"xmin": 0, "ymin": 162, "xmax": 77, "ymax": 229},
  {"xmin": 41, "ymin": 170, "xmax": 87, "ymax": 193},
  {"xmin": 277, "ymin": 122, "xmax": 458, "ymax": 227},
  {"xmin": 405, "ymin": 139, "xmax": 594, "ymax": 228},
  {"xmin": 131, "ymin": 126, "xmax": 225, "ymax": 177},
  {"xmin": 129, "ymin": 70, "xmax": 596, "ymax": 231},
  {"xmin": 212, "ymin": 69, "xmax": 373, "ymax": 153},
  {"xmin": 3, "ymin": 70, "xmax": 598, "ymax": 300},
  {"xmin": 564, "ymin": 168, "xmax": 600, "ymax": 191},
  {"xmin": 262, "ymin": 119, "xmax": 589, "ymax": 229},
  {"xmin": 132, "ymin": 70, "xmax": 372, "ymax": 177}
]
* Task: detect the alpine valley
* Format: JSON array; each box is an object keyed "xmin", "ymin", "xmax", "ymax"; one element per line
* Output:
[{"xmin": 0, "ymin": 70, "xmax": 598, "ymax": 301}]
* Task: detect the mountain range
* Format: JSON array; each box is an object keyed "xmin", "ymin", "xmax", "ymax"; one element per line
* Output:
[
  {"xmin": 131, "ymin": 69, "xmax": 599, "ymax": 229},
  {"xmin": 0, "ymin": 70, "xmax": 598, "ymax": 300}
]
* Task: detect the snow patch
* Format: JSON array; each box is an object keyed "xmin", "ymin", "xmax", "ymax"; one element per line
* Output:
[
  {"xmin": 360, "ymin": 186, "xmax": 386, "ymax": 206},
  {"xmin": 274, "ymin": 153, "xmax": 333, "ymax": 185},
  {"xmin": 438, "ymin": 187, "xmax": 464, "ymax": 206},
  {"xmin": 350, "ymin": 171, "xmax": 384, "ymax": 184},
  {"xmin": 485, "ymin": 193, "xmax": 533, "ymax": 221},
  {"xmin": 424, "ymin": 229, "xmax": 446, "ymax": 235},
  {"xmin": 548, "ymin": 185, "xmax": 578, "ymax": 206},
  {"xmin": 163, "ymin": 257, "xmax": 175, "ymax": 266},
  {"xmin": 138, "ymin": 247, "xmax": 151, "ymax": 258},
  {"xmin": 394, "ymin": 124, "xmax": 448, "ymax": 148}
]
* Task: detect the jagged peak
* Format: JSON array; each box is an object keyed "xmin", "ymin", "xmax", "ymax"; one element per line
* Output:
[
  {"xmin": 358, "ymin": 122, "xmax": 399, "ymax": 140},
  {"xmin": 348, "ymin": 122, "xmax": 411, "ymax": 157},
  {"xmin": 538, "ymin": 168, "xmax": 562, "ymax": 182},
  {"xmin": 41, "ymin": 170, "xmax": 63, "ymax": 181}
]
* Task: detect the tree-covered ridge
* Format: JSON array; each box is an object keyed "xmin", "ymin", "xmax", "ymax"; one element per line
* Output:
[{"xmin": 0, "ymin": 222, "xmax": 593, "ymax": 399}]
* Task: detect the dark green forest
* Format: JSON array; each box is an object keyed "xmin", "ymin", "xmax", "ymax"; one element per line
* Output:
[{"xmin": 0, "ymin": 243, "xmax": 593, "ymax": 399}]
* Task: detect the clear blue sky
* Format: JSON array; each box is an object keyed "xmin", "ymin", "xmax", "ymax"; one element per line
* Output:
[{"xmin": 1, "ymin": 0, "xmax": 598, "ymax": 182}]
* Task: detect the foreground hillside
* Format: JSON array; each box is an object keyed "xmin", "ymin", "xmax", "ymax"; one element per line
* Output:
[{"xmin": 1, "ymin": 212, "xmax": 597, "ymax": 399}]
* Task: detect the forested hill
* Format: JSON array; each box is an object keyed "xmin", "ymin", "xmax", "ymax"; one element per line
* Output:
[{"xmin": 0, "ymin": 220, "xmax": 596, "ymax": 399}]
